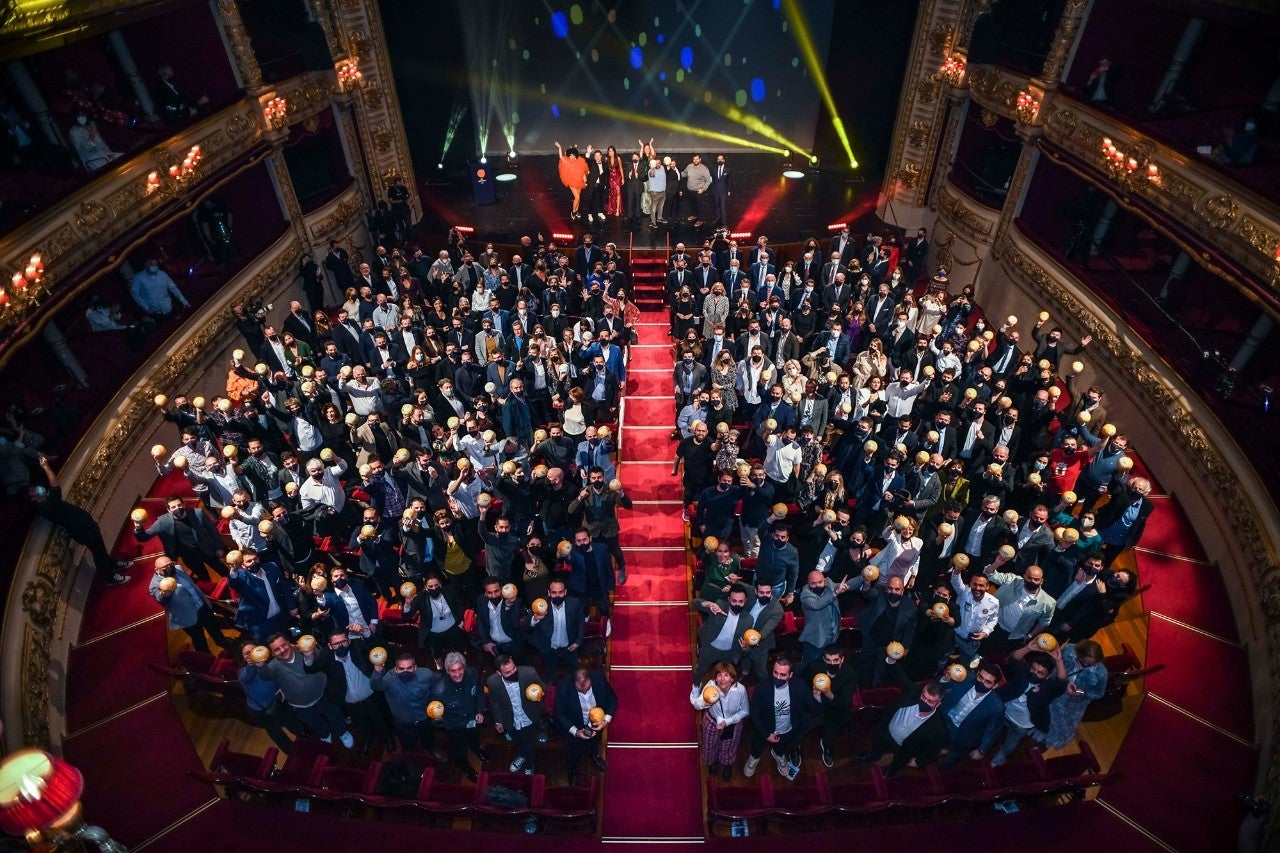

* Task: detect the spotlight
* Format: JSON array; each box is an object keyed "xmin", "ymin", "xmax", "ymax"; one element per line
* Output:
[
  {"xmin": 437, "ymin": 163, "xmax": 444, "ymax": 170},
  {"xmin": 479, "ymin": 156, "xmax": 487, "ymax": 165},
  {"xmin": 497, "ymin": 151, "xmax": 518, "ymax": 182},
  {"xmin": 782, "ymin": 151, "xmax": 804, "ymax": 179},
  {"xmin": 807, "ymin": 155, "xmax": 820, "ymax": 175}
]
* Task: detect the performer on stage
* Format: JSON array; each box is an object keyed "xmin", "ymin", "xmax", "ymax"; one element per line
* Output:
[
  {"xmin": 555, "ymin": 141, "xmax": 591, "ymax": 221},
  {"xmin": 606, "ymin": 146, "xmax": 624, "ymax": 218}
]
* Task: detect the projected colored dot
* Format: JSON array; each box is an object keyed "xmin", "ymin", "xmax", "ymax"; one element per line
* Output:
[
  {"xmin": 569, "ymin": 4, "xmax": 583, "ymax": 25},
  {"xmin": 657, "ymin": 34, "xmax": 664, "ymax": 44},
  {"xmin": 694, "ymin": 24, "xmax": 702, "ymax": 37},
  {"xmin": 638, "ymin": 32, "xmax": 647, "ymax": 47},
  {"xmin": 551, "ymin": 103, "xmax": 560, "ymax": 117},
  {"xmin": 511, "ymin": 112, "xmax": 520, "ymax": 124},
  {"xmin": 575, "ymin": 51, "xmax": 582, "ymax": 59},
  {"xmin": 703, "ymin": 91, "xmax": 713, "ymax": 104},
  {"xmin": 551, "ymin": 12, "xmax": 568, "ymax": 38},
  {"xmin": 579, "ymin": 107, "xmax": 587, "ymax": 117},
  {"xmin": 782, "ymin": 21, "xmax": 788, "ymax": 32},
  {"xmin": 540, "ymin": 83, "xmax": 547, "ymax": 93},
  {"xmin": 676, "ymin": 69, "xmax": 685, "ymax": 82},
  {"xmin": 523, "ymin": 49, "xmax": 530, "ymax": 59},
  {"xmin": 591, "ymin": 49, "xmax": 599, "ymax": 62},
  {"xmin": 663, "ymin": 87, "xmax": 669, "ymax": 96},
  {"xmin": 659, "ymin": 72, "xmax": 666, "ymax": 81},
  {"xmin": 508, "ymin": 38, "xmax": 517, "ymax": 50},
  {"xmin": 630, "ymin": 46, "xmax": 643, "ymax": 68},
  {"xmin": 723, "ymin": 53, "xmax": 732, "ymax": 66},
  {"xmin": 773, "ymin": 0, "xmax": 780, "ymax": 8},
  {"xmin": 654, "ymin": 16, "xmax": 660, "ymax": 26},
  {"xmin": 735, "ymin": 89, "xmax": 748, "ymax": 107},
  {"xmin": 791, "ymin": 57, "xmax": 799, "ymax": 68},
  {"xmin": 623, "ymin": 77, "xmax": 630, "ymax": 90},
  {"xmin": 680, "ymin": 46, "xmax": 693, "ymax": 69}
]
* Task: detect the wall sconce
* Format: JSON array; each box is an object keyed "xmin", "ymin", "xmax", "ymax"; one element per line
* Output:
[
  {"xmin": 2, "ymin": 253, "xmax": 43, "ymax": 310},
  {"xmin": 263, "ymin": 96, "xmax": 289, "ymax": 131},
  {"xmin": 938, "ymin": 55, "xmax": 966, "ymax": 87},
  {"xmin": 145, "ymin": 145, "xmax": 203, "ymax": 196},
  {"xmin": 0, "ymin": 749, "xmax": 124, "ymax": 851},
  {"xmin": 336, "ymin": 58, "xmax": 364, "ymax": 93},
  {"xmin": 1015, "ymin": 90, "xmax": 1040, "ymax": 125},
  {"xmin": 1100, "ymin": 137, "xmax": 1161, "ymax": 186}
]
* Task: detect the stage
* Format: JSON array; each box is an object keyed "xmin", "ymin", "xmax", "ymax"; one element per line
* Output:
[{"xmin": 413, "ymin": 154, "xmax": 886, "ymax": 248}]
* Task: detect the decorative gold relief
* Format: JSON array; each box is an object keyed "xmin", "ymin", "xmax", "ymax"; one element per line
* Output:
[
  {"xmin": 907, "ymin": 121, "xmax": 930, "ymax": 148},
  {"xmin": 935, "ymin": 231, "xmax": 955, "ymax": 272},
  {"xmin": 309, "ymin": 195, "xmax": 364, "ymax": 241},
  {"xmin": 371, "ymin": 125, "xmax": 392, "ymax": 154},
  {"xmin": 967, "ymin": 65, "xmax": 1021, "ymax": 118},
  {"xmin": 74, "ymin": 201, "xmax": 109, "ymax": 237},
  {"xmin": 937, "ymin": 180, "xmax": 995, "ymax": 241},
  {"xmin": 1196, "ymin": 193, "xmax": 1239, "ymax": 230},
  {"xmin": 980, "ymin": 109, "xmax": 998, "ymax": 128},
  {"xmin": 928, "ymin": 23, "xmax": 954, "ymax": 56},
  {"xmin": 1040, "ymin": 0, "xmax": 1089, "ymax": 84},
  {"xmin": 918, "ymin": 77, "xmax": 941, "ymax": 104},
  {"xmin": 215, "ymin": 0, "xmax": 265, "ymax": 91}
]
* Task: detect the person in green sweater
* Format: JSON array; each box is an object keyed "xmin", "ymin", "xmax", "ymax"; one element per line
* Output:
[{"xmin": 699, "ymin": 539, "xmax": 744, "ymax": 602}]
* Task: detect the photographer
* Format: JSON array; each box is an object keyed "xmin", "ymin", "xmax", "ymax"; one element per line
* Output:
[{"xmin": 231, "ymin": 300, "xmax": 271, "ymax": 355}]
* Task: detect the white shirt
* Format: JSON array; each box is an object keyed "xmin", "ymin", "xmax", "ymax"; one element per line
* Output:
[
  {"xmin": 339, "ymin": 653, "xmax": 373, "ymax": 703},
  {"xmin": 426, "ymin": 593, "xmax": 457, "ymax": 632},
  {"xmin": 964, "ymin": 514, "xmax": 993, "ymax": 555},
  {"xmin": 1055, "ymin": 577, "xmax": 1091, "ymax": 610},
  {"xmin": 336, "ymin": 585, "xmax": 369, "ymax": 636},
  {"xmin": 710, "ymin": 611, "xmax": 741, "ymax": 651},
  {"xmin": 255, "ymin": 569, "xmax": 281, "ymax": 619},
  {"xmin": 870, "ymin": 532, "xmax": 922, "ymax": 584},
  {"xmin": 950, "ymin": 578, "xmax": 1002, "ymax": 638},
  {"xmin": 884, "ymin": 381, "xmax": 929, "ymax": 418},
  {"xmin": 1004, "ymin": 686, "xmax": 1034, "ymax": 729},
  {"xmin": 948, "ymin": 686, "xmax": 986, "ymax": 727},
  {"xmin": 550, "ymin": 603, "xmax": 569, "ymax": 648},
  {"xmin": 763, "ymin": 437, "xmax": 802, "ymax": 483},
  {"xmin": 487, "ymin": 601, "xmax": 512, "ymax": 644},
  {"xmin": 889, "ymin": 705, "xmax": 936, "ymax": 745},
  {"xmin": 299, "ymin": 461, "xmax": 348, "ymax": 513},
  {"xmin": 772, "ymin": 685, "xmax": 793, "ymax": 735},
  {"xmin": 503, "ymin": 678, "xmax": 534, "ymax": 729}
]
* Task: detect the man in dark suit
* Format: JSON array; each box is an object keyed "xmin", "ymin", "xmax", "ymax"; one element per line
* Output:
[
  {"xmin": 487, "ymin": 653, "xmax": 546, "ymax": 774},
  {"xmin": 854, "ymin": 574, "xmax": 919, "ymax": 687},
  {"xmin": 956, "ymin": 495, "xmax": 1016, "ymax": 564},
  {"xmin": 133, "ymin": 495, "xmax": 226, "ymax": 581},
  {"xmin": 474, "ymin": 580, "xmax": 530, "ymax": 662},
  {"xmin": 856, "ymin": 657, "xmax": 950, "ymax": 773},
  {"xmin": 527, "ymin": 577, "xmax": 584, "ymax": 680},
  {"xmin": 692, "ymin": 587, "xmax": 753, "ymax": 681},
  {"xmin": 904, "ymin": 227, "xmax": 929, "ymax": 284},
  {"xmin": 711, "ymin": 154, "xmax": 732, "ymax": 224},
  {"xmin": 282, "ymin": 300, "xmax": 316, "ymax": 349},
  {"xmin": 1095, "ymin": 477, "xmax": 1155, "ymax": 566},
  {"xmin": 742, "ymin": 581, "xmax": 785, "ymax": 680},
  {"xmin": 554, "ymin": 666, "xmax": 617, "ymax": 786},
  {"xmin": 938, "ymin": 662, "xmax": 1006, "ymax": 767},
  {"xmin": 325, "ymin": 240, "xmax": 353, "ymax": 291},
  {"xmin": 304, "ymin": 632, "xmax": 392, "ymax": 751},
  {"xmin": 865, "ymin": 284, "xmax": 896, "ymax": 335},
  {"xmin": 575, "ymin": 235, "xmax": 603, "ymax": 280},
  {"xmin": 563, "ymin": 526, "xmax": 621, "ymax": 615},
  {"xmin": 829, "ymin": 227, "xmax": 854, "ymax": 264},
  {"xmin": 814, "ymin": 322, "xmax": 851, "ymax": 367},
  {"xmin": 744, "ymin": 657, "xmax": 815, "ymax": 780},
  {"xmin": 404, "ymin": 574, "xmax": 467, "ymax": 667},
  {"xmin": 227, "ymin": 548, "xmax": 297, "ymax": 642}
]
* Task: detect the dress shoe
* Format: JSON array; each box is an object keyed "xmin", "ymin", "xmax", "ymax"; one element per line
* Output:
[
  {"xmin": 475, "ymin": 748, "xmax": 491, "ymax": 765},
  {"xmin": 590, "ymin": 754, "xmax": 607, "ymax": 772},
  {"xmin": 720, "ymin": 763, "xmax": 731, "ymax": 782},
  {"xmin": 463, "ymin": 767, "xmax": 479, "ymax": 783}
]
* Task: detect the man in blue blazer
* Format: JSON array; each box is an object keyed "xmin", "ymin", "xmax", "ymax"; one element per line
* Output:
[
  {"xmin": 554, "ymin": 666, "xmax": 618, "ymax": 786},
  {"xmin": 149, "ymin": 556, "xmax": 224, "ymax": 653},
  {"xmin": 938, "ymin": 661, "xmax": 1005, "ymax": 768},
  {"xmin": 226, "ymin": 547, "xmax": 297, "ymax": 642},
  {"xmin": 565, "ymin": 528, "xmax": 617, "ymax": 616}
]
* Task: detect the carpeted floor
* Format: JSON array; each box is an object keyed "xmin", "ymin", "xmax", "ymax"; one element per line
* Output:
[
  {"xmin": 65, "ymin": 616, "xmax": 171, "ymax": 732},
  {"xmin": 1136, "ymin": 550, "xmax": 1240, "ymax": 642},
  {"xmin": 1144, "ymin": 616, "xmax": 1253, "ymax": 740}
]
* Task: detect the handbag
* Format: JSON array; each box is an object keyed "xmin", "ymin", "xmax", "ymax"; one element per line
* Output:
[{"xmin": 718, "ymin": 722, "xmax": 737, "ymax": 739}]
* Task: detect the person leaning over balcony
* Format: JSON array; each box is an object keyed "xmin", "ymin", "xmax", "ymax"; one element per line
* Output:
[{"xmin": 29, "ymin": 453, "xmax": 131, "ymax": 584}]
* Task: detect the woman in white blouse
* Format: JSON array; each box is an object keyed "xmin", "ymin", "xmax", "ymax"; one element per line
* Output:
[
  {"xmin": 701, "ymin": 284, "xmax": 729, "ymax": 339},
  {"xmin": 690, "ymin": 662, "xmax": 750, "ymax": 781}
]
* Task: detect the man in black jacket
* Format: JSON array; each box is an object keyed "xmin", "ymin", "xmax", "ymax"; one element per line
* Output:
[
  {"xmin": 973, "ymin": 642, "xmax": 1066, "ymax": 765},
  {"xmin": 554, "ymin": 666, "xmax": 617, "ymax": 787},
  {"xmin": 303, "ymin": 632, "xmax": 392, "ymax": 752},
  {"xmin": 801, "ymin": 645, "xmax": 858, "ymax": 769},
  {"xmin": 858, "ymin": 657, "xmax": 950, "ymax": 774},
  {"xmin": 744, "ymin": 657, "xmax": 816, "ymax": 781},
  {"xmin": 474, "ymin": 579, "xmax": 530, "ymax": 662}
]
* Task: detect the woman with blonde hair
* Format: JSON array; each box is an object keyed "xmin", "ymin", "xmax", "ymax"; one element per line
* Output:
[
  {"xmin": 562, "ymin": 386, "xmax": 588, "ymax": 439},
  {"xmin": 340, "ymin": 287, "xmax": 360, "ymax": 319},
  {"xmin": 690, "ymin": 661, "xmax": 749, "ymax": 781},
  {"xmin": 851, "ymin": 337, "xmax": 890, "ymax": 389},
  {"xmin": 781, "ymin": 359, "xmax": 806, "ymax": 399},
  {"xmin": 702, "ymin": 283, "xmax": 729, "ymax": 339}
]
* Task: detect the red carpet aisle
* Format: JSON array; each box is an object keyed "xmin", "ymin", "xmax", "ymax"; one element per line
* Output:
[{"xmin": 600, "ymin": 311, "xmax": 705, "ymax": 844}]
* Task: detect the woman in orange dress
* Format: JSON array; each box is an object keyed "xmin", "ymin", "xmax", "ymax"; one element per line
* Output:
[
  {"xmin": 605, "ymin": 145, "xmax": 624, "ymax": 217},
  {"xmin": 554, "ymin": 141, "xmax": 591, "ymax": 220}
]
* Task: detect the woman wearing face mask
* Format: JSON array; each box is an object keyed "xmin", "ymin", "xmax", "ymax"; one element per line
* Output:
[
  {"xmin": 1071, "ymin": 511, "xmax": 1104, "ymax": 558},
  {"xmin": 702, "ymin": 284, "xmax": 729, "ymax": 340},
  {"xmin": 671, "ymin": 327, "xmax": 703, "ymax": 363},
  {"xmin": 68, "ymin": 111, "xmax": 122, "ymax": 171},
  {"xmin": 915, "ymin": 290, "xmax": 946, "ymax": 336},
  {"xmin": 1039, "ymin": 639, "xmax": 1107, "ymax": 749},
  {"xmin": 690, "ymin": 662, "xmax": 749, "ymax": 782},
  {"xmin": 781, "ymin": 360, "xmax": 806, "ymax": 399},
  {"xmin": 851, "ymin": 338, "xmax": 889, "ymax": 390},
  {"xmin": 710, "ymin": 353, "xmax": 739, "ymax": 416}
]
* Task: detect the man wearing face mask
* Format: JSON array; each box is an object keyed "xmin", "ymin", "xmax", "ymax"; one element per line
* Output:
[
  {"xmin": 693, "ymin": 586, "xmax": 754, "ymax": 683},
  {"xmin": 801, "ymin": 645, "xmax": 858, "ymax": 768},
  {"xmin": 487, "ymin": 654, "xmax": 546, "ymax": 774},
  {"xmin": 301, "ymin": 630, "xmax": 391, "ymax": 753},
  {"xmin": 740, "ymin": 581, "xmax": 785, "ymax": 680},
  {"xmin": 973, "ymin": 643, "xmax": 1065, "ymax": 766},
  {"xmin": 134, "ymin": 495, "xmax": 226, "ymax": 581},
  {"xmin": 569, "ymin": 469, "xmax": 632, "ymax": 585},
  {"xmin": 149, "ymin": 556, "xmax": 224, "ymax": 653},
  {"xmin": 901, "ymin": 583, "xmax": 959, "ymax": 680},
  {"xmin": 936, "ymin": 660, "xmax": 1006, "ymax": 768},
  {"xmin": 737, "ymin": 464, "xmax": 776, "ymax": 558},
  {"xmin": 946, "ymin": 565, "xmax": 1002, "ymax": 665},
  {"xmin": 404, "ymin": 573, "xmax": 466, "ymax": 669},
  {"xmin": 855, "ymin": 574, "xmax": 918, "ymax": 688},
  {"xmin": 857, "ymin": 661, "xmax": 949, "ymax": 773},
  {"xmin": 694, "ymin": 469, "xmax": 744, "ymax": 543},
  {"xmin": 565, "ymin": 527, "xmax": 618, "ymax": 617},
  {"xmin": 227, "ymin": 548, "xmax": 296, "ymax": 642},
  {"xmin": 370, "ymin": 650, "xmax": 447, "ymax": 758},
  {"xmin": 754, "ymin": 524, "xmax": 800, "ymax": 603},
  {"xmin": 322, "ymin": 565, "xmax": 379, "ymax": 640},
  {"xmin": 255, "ymin": 633, "xmax": 355, "ymax": 748},
  {"xmin": 744, "ymin": 658, "xmax": 814, "ymax": 781},
  {"xmin": 1096, "ymin": 477, "xmax": 1154, "ymax": 567},
  {"xmin": 983, "ymin": 557, "xmax": 1056, "ymax": 653},
  {"xmin": 474, "ymin": 579, "xmax": 530, "ymax": 661},
  {"xmin": 130, "ymin": 258, "xmax": 190, "ymax": 319},
  {"xmin": 799, "ymin": 571, "xmax": 848, "ymax": 665},
  {"xmin": 527, "ymin": 578, "xmax": 584, "ymax": 681}
]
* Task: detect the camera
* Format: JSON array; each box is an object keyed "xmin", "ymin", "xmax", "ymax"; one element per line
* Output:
[{"xmin": 245, "ymin": 298, "xmax": 273, "ymax": 322}]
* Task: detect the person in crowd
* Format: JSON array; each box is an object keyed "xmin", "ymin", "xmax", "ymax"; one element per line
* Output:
[
  {"xmin": 487, "ymin": 653, "xmax": 545, "ymax": 775},
  {"xmin": 691, "ymin": 662, "xmax": 749, "ymax": 781},
  {"xmin": 149, "ymin": 556, "xmax": 223, "ymax": 653},
  {"xmin": 30, "ymin": 454, "xmax": 131, "ymax": 584},
  {"xmin": 554, "ymin": 666, "xmax": 616, "ymax": 787},
  {"xmin": 254, "ymin": 632, "xmax": 354, "ymax": 748},
  {"xmin": 744, "ymin": 657, "xmax": 813, "ymax": 781}
]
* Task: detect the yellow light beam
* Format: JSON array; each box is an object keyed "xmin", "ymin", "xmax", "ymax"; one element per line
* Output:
[
  {"xmin": 781, "ymin": 0, "xmax": 858, "ymax": 168},
  {"xmin": 710, "ymin": 94, "xmax": 813, "ymax": 160},
  {"xmin": 514, "ymin": 85, "xmax": 789, "ymax": 155}
]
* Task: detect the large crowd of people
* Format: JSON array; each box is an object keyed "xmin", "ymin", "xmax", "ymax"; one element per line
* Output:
[{"xmin": 24, "ymin": 184, "xmax": 1154, "ymax": 808}]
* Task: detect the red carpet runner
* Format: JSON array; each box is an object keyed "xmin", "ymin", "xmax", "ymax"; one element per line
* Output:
[{"xmin": 600, "ymin": 311, "xmax": 705, "ymax": 843}]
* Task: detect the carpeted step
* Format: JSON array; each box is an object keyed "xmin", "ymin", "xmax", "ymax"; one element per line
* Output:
[
  {"xmin": 601, "ymin": 746, "xmax": 703, "ymax": 839},
  {"xmin": 608, "ymin": 605, "xmax": 694, "ymax": 667},
  {"xmin": 619, "ymin": 426, "xmax": 678, "ymax": 462},
  {"xmin": 1136, "ymin": 551, "xmax": 1239, "ymax": 641},
  {"xmin": 1143, "ymin": 616, "xmax": 1252, "ymax": 739},
  {"xmin": 619, "ymin": 509, "xmax": 686, "ymax": 545},
  {"xmin": 66, "ymin": 617, "xmax": 172, "ymax": 733},
  {"xmin": 622, "ymin": 397, "xmax": 675, "ymax": 427},
  {"xmin": 627, "ymin": 371, "xmax": 673, "ymax": 396},
  {"xmin": 1142, "ymin": 499, "xmax": 1208, "ymax": 561},
  {"xmin": 614, "ymin": 567, "xmax": 689, "ymax": 602},
  {"xmin": 607, "ymin": 669, "xmax": 701, "ymax": 742},
  {"xmin": 77, "ymin": 554, "xmax": 173, "ymax": 642}
]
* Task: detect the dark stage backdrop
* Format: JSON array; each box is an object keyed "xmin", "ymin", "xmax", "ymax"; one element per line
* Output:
[{"xmin": 382, "ymin": 0, "xmax": 835, "ymax": 158}]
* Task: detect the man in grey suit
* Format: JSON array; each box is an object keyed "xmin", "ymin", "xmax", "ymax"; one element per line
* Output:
[
  {"xmin": 742, "ymin": 580, "xmax": 784, "ymax": 680},
  {"xmin": 799, "ymin": 571, "xmax": 848, "ymax": 665},
  {"xmin": 133, "ymin": 495, "xmax": 226, "ymax": 581},
  {"xmin": 984, "ymin": 559, "xmax": 1055, "ymax": 653},
  {"xmin": 794, "ymin": 381, "xmax": 829, "ymax": 439},
  {"xmin": 693, "ymin": 586, "xmax": 754, "ymax": 683},
  {"xmin": 149, "ymin": 556, "xmax": 224, "ymax": 653}
]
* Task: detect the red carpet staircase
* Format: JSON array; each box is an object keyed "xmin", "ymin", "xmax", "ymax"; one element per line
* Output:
[{"xmin": 598, "ymin": 287, "xmax": 706, "ymax": 843}]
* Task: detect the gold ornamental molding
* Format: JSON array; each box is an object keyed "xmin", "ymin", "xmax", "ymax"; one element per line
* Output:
[
  {"xmin": 966, "ymin": 64, "xmax": 1026, "ymax": 122},
  {"xmin": 308, "ymin": 188, "xmax": 364, "ymax": 246},
  {"xmin": 997, "ymin": 222, "xmax": 1280, "ymax": 810},
  {"xmin": 934, "ymin": 176, "xmax": 998, "ymax": 243},
  {"xmin": 276, "ymin": 71, "xmax": 337, "ymax": 128},
  {"xmin": 1039, "ymin": 97, "xmax": 1280, "ymax": 300}
]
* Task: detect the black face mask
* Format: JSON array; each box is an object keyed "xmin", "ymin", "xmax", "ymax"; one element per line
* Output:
[
  {"xmin": 333, "ymin": 645, "xmax": 350, "ymax": 658},
  {"xmin": 549, "ymin": 595, "xmax": 567, "ymax": 605},
  {"xmin": 504, "ymin": 672, "xmax": 520, "ymax": 683},
  {"xmin": 756, "ymin": 595, "xmax": 772, "ymax": 606},
  {"xmin": 917, "ymin": 699, "xmax": 935, "ymax": 714},
  {"xmin": 728, "ymin": 603, "xmax": 743, "ymax": 615},
  {"xmin": 333, "ymin": 578, "xmax": 348, "ymax": 589},
  {"xmin": 974, "ymin": 681, "xmax": 992, "ymax": 694},
  {"xmin": 886, "ymin": 592, "xmax": 903, "ymax": 604}
]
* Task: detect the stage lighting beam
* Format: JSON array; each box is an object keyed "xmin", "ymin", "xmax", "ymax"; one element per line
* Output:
[{"xmin": 781, "ymin": 0, "xmax": 858, "ymax": 169}]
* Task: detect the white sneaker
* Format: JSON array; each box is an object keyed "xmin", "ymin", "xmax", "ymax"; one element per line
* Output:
[
  {"xmin": 509, "ymin": 756, "xmax": 526, "ymax": 773},
  {"xmin": 743, "ymin": 755, "xmax": 759, "ymax": 777},
  {"xmin": 772, "ymin": 750, "xmax": 788, "ymax": 775},
  {"xmin": 588, "ymin": 214, "xmax": 595, "ymax": 222}
]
